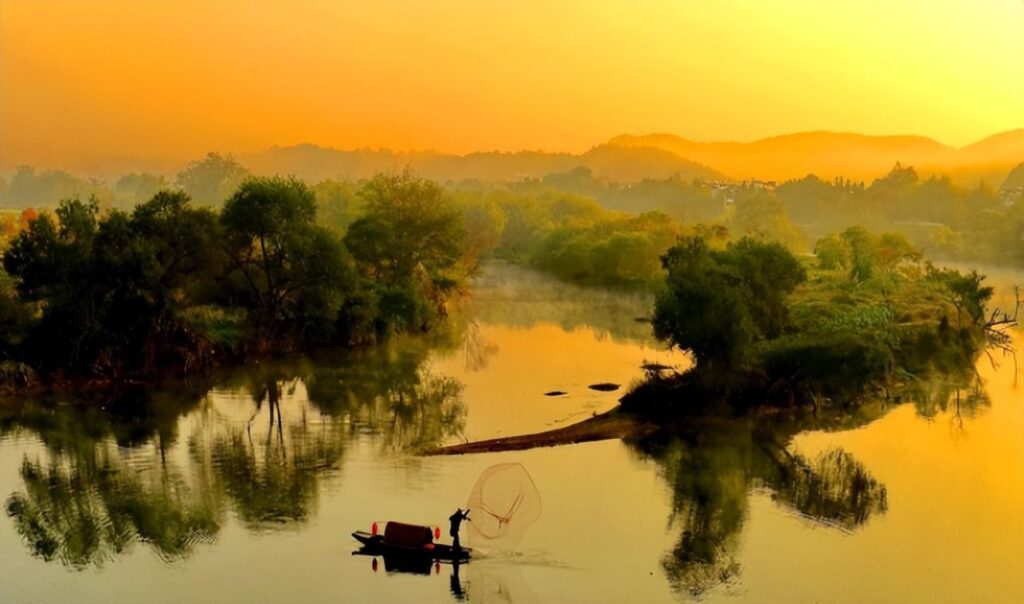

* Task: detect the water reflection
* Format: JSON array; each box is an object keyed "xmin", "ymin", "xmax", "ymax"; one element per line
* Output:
[
  {"xmin": 1, "ymin": 337, "xmax": 470, "ymax": 567},
  {"xmin": 464, "ymin": 261, "xmax": 657, "ymax": 345},
  {"xmin": 1, "ymin": 387, "xmax": 219, "ymax": 567},
  {"xmin": 626, "ymin": 368, "xmax": 990, "ymax": 598}
]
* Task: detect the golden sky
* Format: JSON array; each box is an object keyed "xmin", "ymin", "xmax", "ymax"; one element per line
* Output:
[{"xmin": 2, "ymin": 0, "xmax": 1022, "ymax": 172}]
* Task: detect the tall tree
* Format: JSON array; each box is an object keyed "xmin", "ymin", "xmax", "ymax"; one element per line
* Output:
[
  {"xmin": 345, "ymin": 171, "xmax": 466, "ymax": 286},
  {"xmin": 221, "ymin": 177, "xmax": 354, "ymax": 343}
]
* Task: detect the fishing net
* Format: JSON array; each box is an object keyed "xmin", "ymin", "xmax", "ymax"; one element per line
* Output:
[{"xmin": 466, "ymin": 463, "xmax": 542, "ymax": 549}]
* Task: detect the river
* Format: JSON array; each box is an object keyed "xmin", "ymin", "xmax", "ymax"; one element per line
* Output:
[{"xmin": 0, "ymin": 261, "xmax": 1020, "ymax": 603}]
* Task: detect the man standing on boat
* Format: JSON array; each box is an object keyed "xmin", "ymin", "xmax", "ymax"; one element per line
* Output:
[{"xmin": 449, "ymin": 508, "xmax": 470, "ymax": 552}]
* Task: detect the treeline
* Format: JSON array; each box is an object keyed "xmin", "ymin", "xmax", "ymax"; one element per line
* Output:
[
  {"xmin": 776, "ymin": 165, "xmax": 1024, "ymax": 266},
  {"xmin": 0, "ymin": 153, "xmax": 251, "ymax": 211},
  {"xmin": 0, "ymin": 173, "xmax": 468, "ymax": 382},
  {"xmin": 450, "ymin": 163, "xmax": 1023, "ymax": 268},
  {"xmin": 7, "ymin": 154, "xmax": 1019, "ymax": 284}
]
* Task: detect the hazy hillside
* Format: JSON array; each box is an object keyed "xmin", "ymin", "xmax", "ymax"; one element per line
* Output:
[
  {"xmin": 1001, "ymin": 163, "xmax": 1024, "ymax": 190},
  {"xmin": 609, "ymin": 130, "xmax": 1023, "ymax": 184},
  {"xmin": 241, "ymin": 143, "xmax": 724, "ymax": 184}
]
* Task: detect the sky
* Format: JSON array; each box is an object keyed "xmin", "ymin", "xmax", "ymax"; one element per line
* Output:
[{"xmin": 2, "ymin": 0, "xmax": 1022, "ymax": 172}]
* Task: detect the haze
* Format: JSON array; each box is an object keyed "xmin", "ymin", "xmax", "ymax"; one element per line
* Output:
[{"xmin": 2, "ymin": 0, "xmax": 1022, "ymax": 173}]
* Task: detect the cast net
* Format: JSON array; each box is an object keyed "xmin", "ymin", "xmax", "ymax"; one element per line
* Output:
[{"xmin": 466, "ymin": 463, "xmax": 542, "ymax": 550}]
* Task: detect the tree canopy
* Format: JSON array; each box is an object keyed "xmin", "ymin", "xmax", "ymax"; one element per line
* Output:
[{"xmin": 653, "ymin": 236, "xmax": 806, "ymax": 371}]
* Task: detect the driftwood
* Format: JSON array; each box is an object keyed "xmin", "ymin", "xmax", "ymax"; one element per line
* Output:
[{"xmin": 421, "ymin": 410, "xmax": 656, "ymax": 456}]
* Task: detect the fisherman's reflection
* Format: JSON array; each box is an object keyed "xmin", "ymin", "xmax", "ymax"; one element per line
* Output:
[{"xmin": 450, "ymin": 560, "xmax": 466, "ymax": 600}]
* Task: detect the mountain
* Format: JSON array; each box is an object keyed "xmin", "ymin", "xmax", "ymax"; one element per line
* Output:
[
  {"xmin": 608, "ymin": 130, "xmax": 1023, "ymax": 184},
  {"xmin": 241, "ymin": 143, "xmax": 724, "ymax": 184}
]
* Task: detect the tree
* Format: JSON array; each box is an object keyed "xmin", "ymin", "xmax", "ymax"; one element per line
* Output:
[
  {"xmin": 2, "ymin": 192, "xmax": 225, "ymax": 374},
  {"xmin": 730, "ymin": 192, "xmax": 805, "ymax": 251},
  {"xmin": 4, "ymin": 199, "xmax": 103, "ymax": 369},
  {"xmin": 4, "ymin": 166, "xmax": 109, "ymax": 209},
  {"xmin": 653, "ymin": 236, "xmax": 806, "ymax": 372},
  {"xmin": 175, "ymin": 153, "xmax": 250, "ymax": 206},
  {"xmin": 221, "ymin": 177, "xmax": 355, "ymax": 343},
  {"xmin": 312, "ymin": 179, "xmax": 362, "ymax": 234},
  {"xmin": 928, "ymin": 267, "xmax": 993, "ymax": 328},
  {"xmin": 813, "ymin": 234, "xmax": 849, "ymax": 270},
  {"xmin": 345, "ymin": 171, "xmax": 466, "ymax": 286}
]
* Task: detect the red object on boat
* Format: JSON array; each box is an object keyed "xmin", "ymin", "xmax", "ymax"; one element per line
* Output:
[
  {"xmin": 383, "ymin": 522, "xmax": 433, "ymax": 546},
  {"xmin": 434, "ymin": 526, "xmax": 441, "ymax": 539},
  {"xmin": 371, "ymin": 521, "xmax": 378, "ymax": 535}
]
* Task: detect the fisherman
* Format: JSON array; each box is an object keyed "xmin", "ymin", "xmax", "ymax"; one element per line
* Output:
[{"xmin": 449, "ymin": 508, "xmax": 470, "ymax": 552}]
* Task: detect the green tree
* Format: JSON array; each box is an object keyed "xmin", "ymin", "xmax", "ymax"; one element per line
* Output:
[
  {"xmin": 312, "ymin": 179, "xmax": 362, "ymax": 234},
  {"xmin": 3, "ymin": 199, "xmax": 102, "ymax": 369},
  {"xmin": 927, "ymin": 267, "xmax": 993, "ymax": 328},
  {"xmin": 653, "ymin": 236, "xmax": 806, "ymax": 371},
  {"xmin": 345, "ymin": 171, "xmax": 466, "ymax": 284},
  {"xmin": 730, "ymin": 192, "xmax": 805, "ymax": 251},
  {"xmin": 813, "ymin": 234, "xmax": 850, "ymax": 270},
  {"xmin": 221, "ymin": 177, "xmax": 355, "ymax": 344},
  {"xmin": 343, "ymin": 172, "xmax": 467, "ymax": 332},
  {"xmin": 3, "ymin": 192, "xmax": 225, "ymax": 374}
]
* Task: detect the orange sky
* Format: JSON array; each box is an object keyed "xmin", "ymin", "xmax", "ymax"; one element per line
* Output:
[{"xmin": 2, "ymin": 0, "xmax": 1022, "ymax": 173}]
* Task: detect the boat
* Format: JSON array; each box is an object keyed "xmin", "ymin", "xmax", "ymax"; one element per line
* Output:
[{"xmin": 352, "ymin": 521, "xmax": 472, "ymax": 562}]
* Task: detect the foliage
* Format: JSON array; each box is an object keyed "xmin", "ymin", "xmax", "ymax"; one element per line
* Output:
[
  {"xmin": 221, "ymin": 177, "xmax": 356, "ymax": 345},
  {"xmin": 925, "ymin": 266, "xmax": 993, "ymax": 327},
  {"xmin": 813, "ymin": 227, "xmax": 922, "ymax": 281},
  {"xmin": 730, "ymin": 192, "xmax": 805, "ymax": 251},
  {"xmin": 2, "ymin": 194, "xmax": 226, "ymax": 374},
  {"xmin": 175, "ymin": 153, "xmax": 250, "ymax": 207},
  {"xmin": 653, "ymin": 236, "xmax": 806, "ymax": 372},
  {"xmin": 530, "ymin": 211, "xmax": 683, "ymax": 286},
  {"xmin": 1, "ymin": 171, "xmax": 476, "ymax": 379},
  {"xmin": 2, "ymin": 166, "xmax": 113, "ymax": 209},
  {"xmin": 344, "ymin": 171, "xmax": 468, "ymax": 333},
  {"xmin": 312, "ymin": 179, "xmax": 362, "ymax": 234},
  {"xmin": 641, "ymin": 223, "xmax": 995, "ymax": 410}
]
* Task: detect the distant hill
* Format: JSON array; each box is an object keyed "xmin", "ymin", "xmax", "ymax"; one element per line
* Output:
[
  {"xmin": 241, "ymin": 143, "xmax": 724, "ymax": 184},
  {"xmin": 608, "ymin": 130, "xmax": 1024, "ymax": 184},
  {"xmin": 1001, "ymin": 163, "xmax": 1024, "ymax": 191}
]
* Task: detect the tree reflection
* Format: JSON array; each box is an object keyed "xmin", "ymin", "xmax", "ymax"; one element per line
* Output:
[
  {"xmin": 299, "ymin": 337, "xmax": 467, "ymax": 450},
  {"xmin": 627, "ymin": 414, "xmax": 889, "ymax": 597},
  {"xmin": 628, "ymin": 365, "xmax": 988, "ymax": 599},
  {"xmin": 194, "ymin": 368, "xmax": 347, "ymax": 528},
  {"xmin": 2, "ymin": 334, "xmax": 470, "ymax": 565},
  {"xmin": 2, "ymin": 389, "xmax": 221, "ymax": 567},
  {"xmin": 465, "ymin": 261, "xmax": 658, "ymax": 345}
]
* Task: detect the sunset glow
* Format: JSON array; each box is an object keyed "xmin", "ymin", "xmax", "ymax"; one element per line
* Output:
[{"xmin": 2, "ymin": 0, "xmax": 1022, "ymax": 171}]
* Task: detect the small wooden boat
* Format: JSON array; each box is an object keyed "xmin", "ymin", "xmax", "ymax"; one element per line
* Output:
[{"xmin": 352, "ymin": 521, "xmax": 471, "ymax": 561}]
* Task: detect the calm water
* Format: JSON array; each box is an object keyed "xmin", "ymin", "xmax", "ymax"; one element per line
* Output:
[{"xmin": 0, "ymin": 262, "xmax": 1021, "ymax": 603}]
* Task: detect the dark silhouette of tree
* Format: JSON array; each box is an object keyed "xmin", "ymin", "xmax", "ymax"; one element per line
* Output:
[
  {"xmin": 653, "ymin": 236, "xmax": 806, "ymax": 372},
  {"xmin": 221, "ymin": 177, "xmax": 356, "ymax": 345}
]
